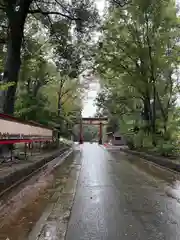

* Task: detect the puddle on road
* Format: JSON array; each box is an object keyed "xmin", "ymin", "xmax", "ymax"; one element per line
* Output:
[{"xmin": 0, "ymin": 152, "xmax": 77, "ymax": 240}]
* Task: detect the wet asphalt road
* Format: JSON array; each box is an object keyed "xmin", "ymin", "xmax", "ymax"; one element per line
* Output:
[
  {"xmin": 1, "ymin": 143, "xmax": 180, "ymax": 239},
  {"xmin": 66, "ymin": 143, "xmax": 180, "ymax": 240}
]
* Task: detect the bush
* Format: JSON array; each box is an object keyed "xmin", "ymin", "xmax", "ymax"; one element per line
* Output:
[
  {"xmin": 126, "ymin": 137, "xmax": 135, "ymax": 149},
  {"xmin": 154, "ymin": 141, "xmax": 178, "ymax": 157}
]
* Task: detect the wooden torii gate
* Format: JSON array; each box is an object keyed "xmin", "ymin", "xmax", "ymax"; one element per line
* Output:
[{"xmin": 79, "ymin": 117, "xmax": 108, "ymax": 145}]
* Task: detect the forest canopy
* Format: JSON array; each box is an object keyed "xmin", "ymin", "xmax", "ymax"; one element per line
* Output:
[
  {"xmin": 0, "ymin": 0, "xmax": 100, "ymax": 137},
  {"xmin": 95, "ymin": 0, "xmax": 180, "ymax": 156}
]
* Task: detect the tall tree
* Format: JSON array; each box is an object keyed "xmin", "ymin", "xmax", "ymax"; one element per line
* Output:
[
  {"xmin": 0, "ymin": 0, "xmax": 99, "ymax": 115},
  {"xmin": 95, "ymin": 0, "xmax": 180, "ymax": 150}
]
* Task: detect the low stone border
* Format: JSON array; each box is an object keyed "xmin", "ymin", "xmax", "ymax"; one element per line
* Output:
[
  {"xmin": 120, "ymin": 148, "xmax": 180, "ymax": 173},
  {"xmin": 0, "ymin": 146, "xmax": 72, "ymax": 195}
]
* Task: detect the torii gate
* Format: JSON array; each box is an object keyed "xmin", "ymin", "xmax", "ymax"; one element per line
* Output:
[{"xmin": 79, "ymin": 117, "xmax": 108, "ymax": 145}]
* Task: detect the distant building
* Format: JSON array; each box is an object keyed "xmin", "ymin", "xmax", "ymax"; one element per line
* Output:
[{"xmin": 106, "ymin": 131, "xmax": 126, "ymax": 146}]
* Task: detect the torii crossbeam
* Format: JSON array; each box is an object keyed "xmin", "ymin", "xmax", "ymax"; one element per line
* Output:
[{"xmin": 78, "ymin": 117, "xmax": 108, "ymax": 145}]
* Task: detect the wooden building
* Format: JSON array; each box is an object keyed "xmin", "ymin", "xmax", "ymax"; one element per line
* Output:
[{"xmin": 106, "ymin": 131, "xmax": 126, "ymax": 146}]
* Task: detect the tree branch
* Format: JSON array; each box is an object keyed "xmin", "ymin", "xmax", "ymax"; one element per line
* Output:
[
  {"xmin": 54, "ymin": 0, "xmax": 72, "ymax": 16},
  {"xmin": 61, "ymin": 85, "xmax": 78, "ymax": 98},
  {"xmin": 61, "ymin": 94, "xmax": 78, "ymax": 106},
  {"xmin": 111, "ymin": 0, "xmax": 131, "ymax": 7},
  {"xmin": 28, "ymin": 9, "xmax": 79, "ymax": 21}
]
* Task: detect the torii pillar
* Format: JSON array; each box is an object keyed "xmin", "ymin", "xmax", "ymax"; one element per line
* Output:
[
  {"xmin": 79, "ymin": 120, "xmax": 83, "ymax": 144},
  {"xmin": 98, "ymin": 122, "xmax": 103, "ymax": 145}
]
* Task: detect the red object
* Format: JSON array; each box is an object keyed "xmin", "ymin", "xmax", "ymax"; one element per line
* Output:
[
  {"xmin": 0, "ymin": 112, "xmax": 54, "ymax": 145},
  {"xmin": 99, "ymin": 122, "xmax": 102, "ymax": 138},
  {"xmin": 0, "ymin": 138, "xmax": 52, "ymax": 145},
  {"xmin": 79, "ymin": 121, "xmax": 83, "ymax": 144}
]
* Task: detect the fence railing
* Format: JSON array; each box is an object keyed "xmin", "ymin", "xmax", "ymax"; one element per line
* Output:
[
  {"xmin": 0, "ymin": 113, "xmax": 54, "ymax": 144},
  {"xmin": 0, "ymin": 113, "xmax": 57, "ymax": 161}
]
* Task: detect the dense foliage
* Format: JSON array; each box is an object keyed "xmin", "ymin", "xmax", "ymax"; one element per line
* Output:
[
  {"xmin": 95, "ymin": 0, "xmax": 180, "ymax": 156},
  {"xmin": 0, "ymin": 0, "xmax": 99, "ymax": 138}
]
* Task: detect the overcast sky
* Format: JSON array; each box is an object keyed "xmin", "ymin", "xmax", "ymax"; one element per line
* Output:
[{"xmin": 82, "ymin": 0, "xmax": 105, "ymax": 117}]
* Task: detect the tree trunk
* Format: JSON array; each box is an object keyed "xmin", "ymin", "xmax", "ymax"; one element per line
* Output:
[
  {"xmin": 143, "ymin": 93, "xmax": 152, "ymax": 133},
  {"xmin": 2, "ymin": 0, "xmax": 32, "ymax": 115},
  {"xmin": 2, "ymin": 38, "xmax": 21, "ymax": 114},
  {"xmin": 0, "ymin": 1, "xmax": 32, "ymax": 159},
  {"xmin": 151, "ymin": 82, "xmax": 157, "ymax": 146}
]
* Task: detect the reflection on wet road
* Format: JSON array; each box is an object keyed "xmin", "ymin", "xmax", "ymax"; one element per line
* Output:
[
  {"xmin": 1, "ymin": 143, "xmax": 180, "ymax": 239},
  {"xmin": 66, "ymin": 144, "xmax": 180, "ymax": 240}
]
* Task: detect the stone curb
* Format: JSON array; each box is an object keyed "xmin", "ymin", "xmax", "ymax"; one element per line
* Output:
[
  {"xmin": 120, "ymin": 148, "xmax": 180, "ymax": 173},
  {"xmin": 0, "ymin": 147, "xmax": 72, "ymax": 195}
]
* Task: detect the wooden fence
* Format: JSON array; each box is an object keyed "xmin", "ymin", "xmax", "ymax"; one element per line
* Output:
[
  {"xmin": 0, "ymin": 113, "xmax": 58, "ymax": 161},
  {"xmin": 0, "ymin": 113, "xmax": 54, "ymax": 144}
]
